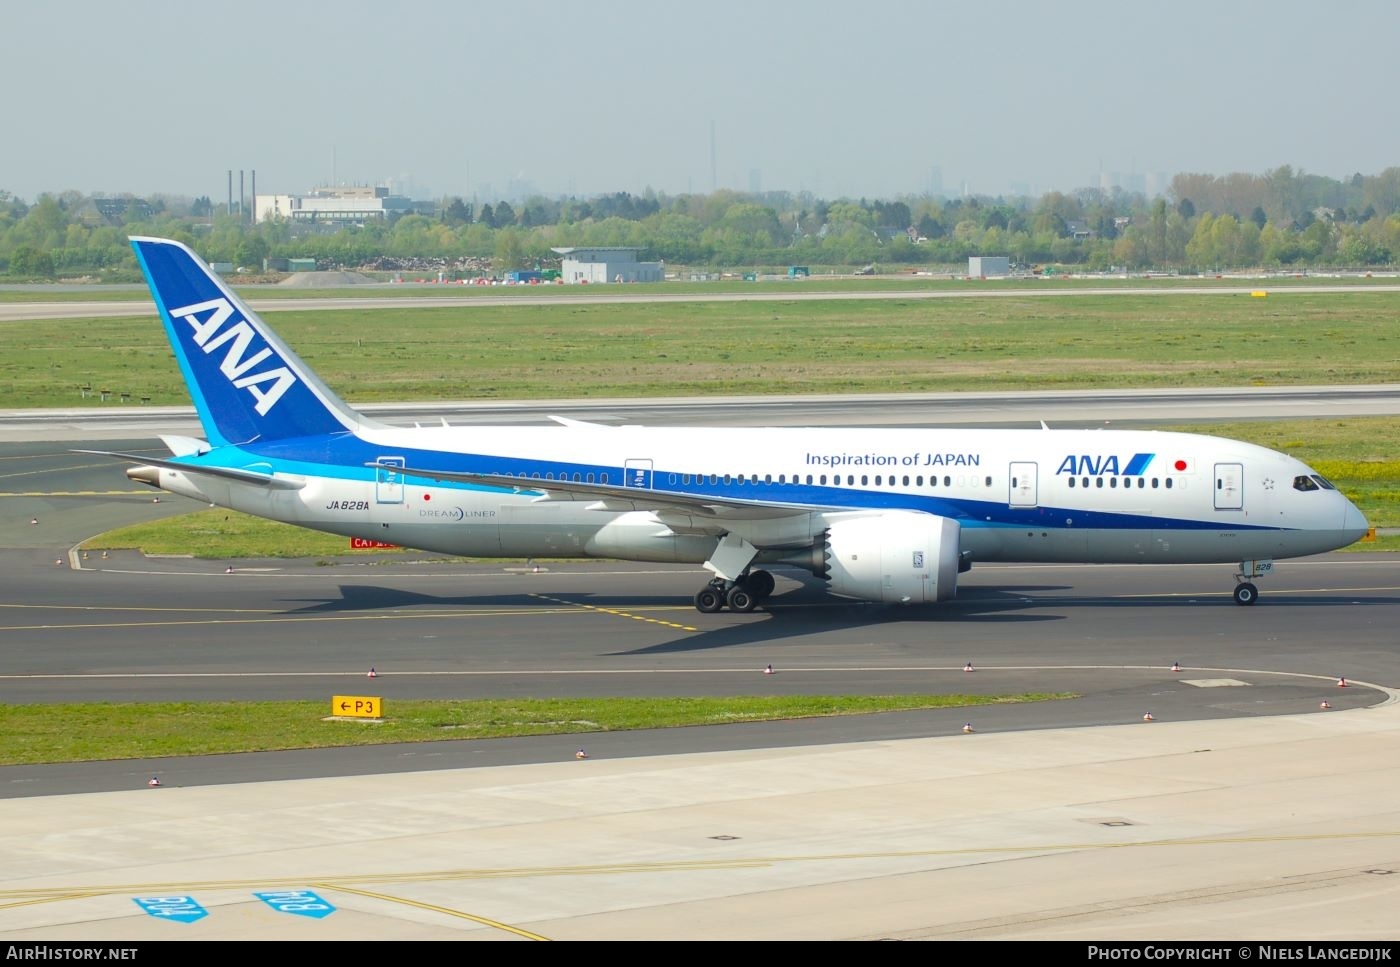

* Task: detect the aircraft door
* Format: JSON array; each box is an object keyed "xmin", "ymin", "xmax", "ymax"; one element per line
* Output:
[
  {"xmin": 1214, "ymin": 462, "xmax": 1243, "ymax": 510},
  {"xmin": 375, "ymin": 456, "xmax": 405, "ymax": 504},
  {"xmin": 1009, "ymin": 461, "xmax": 1038, "ymax": 508},
  {"xmin": 624, "ymin": 458, "xmax": 653, "ymax": 489}
]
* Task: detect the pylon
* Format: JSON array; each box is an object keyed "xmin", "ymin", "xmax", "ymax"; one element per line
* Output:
[
  {"xmin": 367, "ymin": 667, "xmax": 377, "ymax": 678},
  {"xmin": 962, "ymin": 722, "xmax": 975, "ymax": 733},
  {"xmin": 1143, "ymin": 712, "xmax": 1154, "ymax": 722},
  {"xmin": 763, "ymin": 664, "xmax": 774, "ymax": 675},
  {"xmin": 147, "ymin": 776, "xmax": 161, "ymax": 787},
  {"xmin": 575, "ymin": 748, "xmax": 588, "ymax": 759},
  {"xmin": 963, "ymin": 662, "xmax": 975, "ymax": 673},
  {"xmin": 1320, "ymin": 700, "xmax": 1332, "ymax": 710},
  {"xmin": 1170, "ymin": 661, "xmax": 1181, "ymax": 672},
  {"xmin": 1338, "ymin": 677, "xmax": 1349, "ymax": 687},
  {"xmin": 30, "ymin": 517, "xmax": 38, "ymax": 525},
  {"xmin": 225, "ymin": 565, "xmax": 233, "ymax": 573}
]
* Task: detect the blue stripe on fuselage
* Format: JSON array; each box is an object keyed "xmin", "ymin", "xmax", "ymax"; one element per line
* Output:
[{"xmin": 211, "ymin": 435, "xmax": 1284, "ymax": 534}]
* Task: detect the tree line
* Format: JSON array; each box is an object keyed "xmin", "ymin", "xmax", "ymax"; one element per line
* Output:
[{"xmin": 2, "ymin": 165, "xmax": 1399, "ymax": 281}]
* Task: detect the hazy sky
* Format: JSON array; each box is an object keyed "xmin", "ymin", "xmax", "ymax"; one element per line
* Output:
[{"xmin": 7, "ymin": 0, "xmax": 1398, "ymax": 204}]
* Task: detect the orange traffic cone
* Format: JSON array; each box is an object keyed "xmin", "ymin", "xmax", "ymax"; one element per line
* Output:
[
  {"xmin": 963, "ymin": 662, "xmax": 975, "ymax": 673},
  {"xmin": 1170, "ymin": 661, "xmax": 1181, "ymax": 672},
  {"xmin": 763, "ymin": 664, "xmax": 773, "ymax": 675},
  {"xmin": 575, "ymin": 748, "xmax": 588, "ymax": 759},
  {"xmin": 225, "ymin": 566, "xmax": 234, "ymax": 573},
  {"xmin": 148, "ymin": 776, "xmax": 161, "ymax": 787},
  {"xmin": 1143, "ymin": 712, "xmax": 1154, "ymax": 722},
  {"xmin": 30, "ymin": 517, "xmax": 38, "ymax": 525},
  {"xmin": 367, "ymin": 667, "xmax": 377, "ymax": 678},
  {"xmin": 962, "ymin": 722, "xmax": 975, "ymax": 733},
  {"xmin": 1320, "ymin": 700, "xmax": 1332, "ymax": 710},
  {"xmin": 1338, "ymin": 677, "xmax": 1349, "ymax": 687}
]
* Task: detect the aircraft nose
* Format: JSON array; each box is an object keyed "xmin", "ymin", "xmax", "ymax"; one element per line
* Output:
[{"xmin": 1342, "ymin": 500, "xmax": 1370, "ymax": 542}]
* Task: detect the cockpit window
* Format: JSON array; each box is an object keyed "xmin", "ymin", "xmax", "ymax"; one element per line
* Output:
[
  {"xmin": 1293, "ymin": 475, "xmax": 1320, "ymax": 492},
  {"xmin": 1310, "ymin": 474, "xmax": 1337, "ymax": 490}
]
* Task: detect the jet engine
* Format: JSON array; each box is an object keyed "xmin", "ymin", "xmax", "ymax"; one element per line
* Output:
[{"xmin": 821, "ymin": 512, "xmax": 961, "ymax": 604}]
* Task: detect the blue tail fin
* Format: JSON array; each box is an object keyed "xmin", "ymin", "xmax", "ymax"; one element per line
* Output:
[{"xmin": 130, "ymin": 236, "xmax": 364, "ymax": 446}]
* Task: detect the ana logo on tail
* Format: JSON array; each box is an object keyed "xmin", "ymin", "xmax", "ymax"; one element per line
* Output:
[{"xmin": 170, "ymin": 297, "xmax": 298, "ymax": 416}]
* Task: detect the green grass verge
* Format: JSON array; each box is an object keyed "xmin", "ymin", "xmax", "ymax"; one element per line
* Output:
[
  {"xmin": 7, "ymin": 289, "xmax": 1400, "ymax": 407},
  {"xmin": 0, "ymin": 694, "xmax": 1071, "ymax": 766}
]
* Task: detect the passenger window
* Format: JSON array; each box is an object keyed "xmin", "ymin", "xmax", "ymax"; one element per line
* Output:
[{"xmin": 1165, "ymin": 478, "xmax": 1173, "ymax": 489}]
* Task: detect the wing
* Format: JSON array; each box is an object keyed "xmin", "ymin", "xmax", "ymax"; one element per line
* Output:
[{"xmin": 376, "ymin": 462, "xmax": 828, "ymax": 520}]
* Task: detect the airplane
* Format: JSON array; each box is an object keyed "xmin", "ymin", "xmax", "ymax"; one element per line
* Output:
[{"xmin": 86, "ymin": 236, "xmax": 1371, "ymax": 614}]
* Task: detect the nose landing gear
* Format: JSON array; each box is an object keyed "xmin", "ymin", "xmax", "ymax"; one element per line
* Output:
[{"xmin": 1232, "ymin": 559, "xmax": 1273, "ymax": 606}]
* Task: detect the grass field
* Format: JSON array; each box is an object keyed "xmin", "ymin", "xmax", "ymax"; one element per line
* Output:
[
  {"xmin": 4, "ymin": 289, "xmax": 1400, "ymax": 408},
  {"xmin": 0, "ymin": 694, "xmax": 1072, "ymax": 766}
]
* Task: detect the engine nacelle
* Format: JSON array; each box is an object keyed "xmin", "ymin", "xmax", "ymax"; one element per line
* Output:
[{"xmin": 823, "ymin": 512, "xmax": 961, "ymax": 604}]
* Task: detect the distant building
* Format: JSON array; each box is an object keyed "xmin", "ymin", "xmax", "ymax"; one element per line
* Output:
[
  {"xmin": 551, "ymin": 246, "xmax": 663, "ymax": 284},
  {"xmin": 74, "ymin": 197, "xmax": 155, "ymax": 226},
  {"xmin": 968, "ymin": 256, "xmax": 1010, "ymax": 277},
  {"xmin": 254, "ymin": 186, "xmax": 426, "ymax": 225}
]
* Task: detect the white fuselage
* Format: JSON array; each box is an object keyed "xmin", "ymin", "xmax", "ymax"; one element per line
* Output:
[{"xmin": 149, "ymin": 424, "xmax": 1368, "ymax": 568}]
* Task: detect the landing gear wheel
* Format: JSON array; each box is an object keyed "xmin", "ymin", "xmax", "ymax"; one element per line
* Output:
[
  {"xmin": 1233, "ymin": 582, "xmax": 1258, "ymax": 606},
  {"xmin": 694, "ymin": 587, "xmax": 725, "ymax": 613},
  {"xmin": 746, "ymin": 569, "xmax": 775, "ymax": 600},
  {"xmin": 727, "ymin": 586, "xmax": 757, "ymax": 612}
]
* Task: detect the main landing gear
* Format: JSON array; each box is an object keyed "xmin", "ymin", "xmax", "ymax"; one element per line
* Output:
[
  {"xmin": 1232, "ymin": 559, "xmax": 1274, "ymax": 606},
  {"xmin": 694, "ymin": 569, "xmax": 776, "ymax": 613}
]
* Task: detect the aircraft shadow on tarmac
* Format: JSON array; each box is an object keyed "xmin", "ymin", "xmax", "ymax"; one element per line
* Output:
[{"xmin": 263, "ymin": 572, "xmax": 1398, "ymax": 658}]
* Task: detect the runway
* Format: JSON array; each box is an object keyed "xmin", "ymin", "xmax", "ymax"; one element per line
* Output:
[
  {"xmin": 3, "ymin": 280, "xmax": 1400, "ymax": 322},
  {"xmin": 1, "ymin": 396, "xmax": 1399, "ymax": 941}
]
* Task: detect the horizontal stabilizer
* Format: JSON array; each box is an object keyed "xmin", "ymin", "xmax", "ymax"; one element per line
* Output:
[
  {"xmin": 158, "ymin": 434, "xmax": 211, "ymax": 457},
  {"xmin": 75, "ymin": 449, "xmax": 306, "ymax": 490}
]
